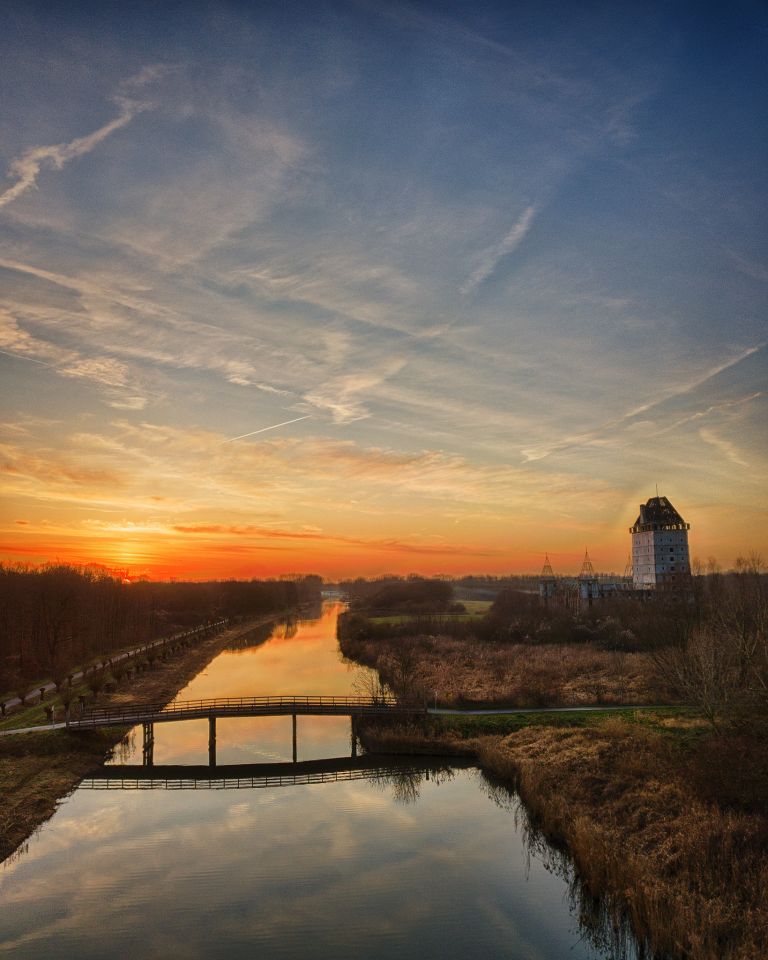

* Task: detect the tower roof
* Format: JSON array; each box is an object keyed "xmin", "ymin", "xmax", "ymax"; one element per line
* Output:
[
  {"xmin": 635, "ymin": 496, "xmax": 685, "ymax": 526},
  {"xmin": 632, "ymin": 495, "xmax": 689, "ymax": 532}
]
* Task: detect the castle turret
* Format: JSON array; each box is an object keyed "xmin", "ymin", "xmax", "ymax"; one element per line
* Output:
[{"xmin": 630, "ymin": 496, "xmax": 691, "ymax": 590}]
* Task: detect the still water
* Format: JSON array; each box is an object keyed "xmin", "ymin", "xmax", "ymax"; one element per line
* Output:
[{"xmin": 0, "ymin": 603, "xmax": 641, "ymax": 959}]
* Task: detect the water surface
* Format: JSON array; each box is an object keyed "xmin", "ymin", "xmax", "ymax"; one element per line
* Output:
[{"xmin": 0, "ymin": 603, "xmax": 640, "ymax": 960}]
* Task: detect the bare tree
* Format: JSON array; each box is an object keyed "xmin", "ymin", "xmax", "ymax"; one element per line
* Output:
[
  {"xmin": 351, "ymin": 666, "xmax": 391, "ymax": 704},
  {"xmin": 654, "ymin": 556, "xmax": 767, "ymax": 728}
]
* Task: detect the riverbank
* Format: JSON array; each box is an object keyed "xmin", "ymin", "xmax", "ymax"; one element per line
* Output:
[
  {"xmin": 0, "ymin": 613, "xmax": 288, "ymax": 864},
  {"xmin": 357, "ymin": 715, "xmax": 768, "ymax": 960}
]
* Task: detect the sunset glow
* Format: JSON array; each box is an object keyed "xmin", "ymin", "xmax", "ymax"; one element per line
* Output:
[{"xmin": 1, "ymin": 3, "xmax": 766, "ymax": 579}]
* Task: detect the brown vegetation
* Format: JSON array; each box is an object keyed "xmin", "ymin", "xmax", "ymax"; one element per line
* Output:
[
  {"xmin": 355, "ymin": 715, "xmax": 768, "ymax": 959},
  {"xmin": 478, "ymin": 722, "xmax": 768, "ymax": 960},
  {"xmin": 344, "ymin": 632, "xmax": 667, "ymax": 706}
]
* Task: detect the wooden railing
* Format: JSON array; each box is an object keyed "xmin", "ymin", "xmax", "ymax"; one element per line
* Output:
[{"xmin": 74, "ymin": 694, "xmax": 422, "ymax": 727}]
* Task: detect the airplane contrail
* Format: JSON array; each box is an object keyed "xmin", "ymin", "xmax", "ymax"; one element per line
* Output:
[
  {"xmin": 0, "ymin": 348, "xmax": 53, "ymax": 366},
  {"xmin": 224, "ymin": 416, "xmax": 310, "ymax": 442}
]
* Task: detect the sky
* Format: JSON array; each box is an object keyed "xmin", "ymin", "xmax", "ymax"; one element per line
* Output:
[{"xmin": 0, "ymin": 0, "xmax": 766, "ymax": 579}]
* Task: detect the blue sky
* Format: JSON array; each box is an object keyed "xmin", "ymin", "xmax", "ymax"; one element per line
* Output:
[{"xmin": 0, "ymin": 1, "xmax": 766, "ymax": 576}]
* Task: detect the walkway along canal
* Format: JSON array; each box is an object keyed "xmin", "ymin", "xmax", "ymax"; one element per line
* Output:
[{"xmin": 0, "ymin": 602, "xmax": 645, "ymax": 960}]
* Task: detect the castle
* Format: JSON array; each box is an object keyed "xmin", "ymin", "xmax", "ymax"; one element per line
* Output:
[
  {"xmin": 629, "ymin": 495, "xmax": 691, "ymax": 590},
  {"xmin": 539, "ymin": 494, "xmax": 692, "ymax": 609}
]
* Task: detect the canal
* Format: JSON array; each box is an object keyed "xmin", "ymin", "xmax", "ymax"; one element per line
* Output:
[{"xmin": 0, "ymin": 602, "xmax": 641, "ymax": 959}]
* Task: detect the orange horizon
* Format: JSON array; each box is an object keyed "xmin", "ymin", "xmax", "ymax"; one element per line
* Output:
[{"xmin": 0, "ymin": 534, "xmax": 759, "ymax": 582}]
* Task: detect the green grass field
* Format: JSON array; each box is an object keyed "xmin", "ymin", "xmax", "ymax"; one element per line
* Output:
[
  {"xmin": 369, "ymin": 600, "xmax": 492, "ymax": 626},
  {"xmin": 460, "ymin": 600, "xmax": 493, "ymax": 613},
  {"xmin": 429, "ymin": 706, "xmax": 700, "ymax": 739}
]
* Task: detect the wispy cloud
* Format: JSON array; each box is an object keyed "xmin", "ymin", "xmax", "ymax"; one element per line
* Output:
[
  {"xmin": 698, "ymin": 427, "xmax": 749, "ymax": 468},
  {"xmin": 521, "ymin": 343, "xmax": 766, "ymax": 463},
  {"xmin": 0, "ymin": 67, "xmax": 162, "ymax": 209},
  {"xmin": 461, "ymin": 207, "xmax": 536, "ymax": 294},
  {"xmin": 170, "ymin": 522, "xmax": 500, "ymax": 556},
  {"xmin": 304, "ymin": 357, "xmax": 408, "ymax": 423},
  {"xmin": 0, "ymin": 6, "xmax": 765, "ymax": 574},
  {"xmin": 0, "ymin": 308, "xmax": 148, "ymax": 400}
]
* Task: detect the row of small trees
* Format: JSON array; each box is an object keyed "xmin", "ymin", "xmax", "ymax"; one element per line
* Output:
[{"xmin": 0, "ymin": 564, "xmax": 322, "ymax": 690}]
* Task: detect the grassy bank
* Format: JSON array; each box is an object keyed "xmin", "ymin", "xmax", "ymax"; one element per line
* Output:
[
  {"xmin": 357, "ymin": 713, "xmax": 768, "ymax": 960},
  {"xmin": 0, "ymin": 613, "xmax": 284, "ymax": 864}
]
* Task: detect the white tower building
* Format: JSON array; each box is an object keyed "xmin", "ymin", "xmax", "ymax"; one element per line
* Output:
[{"xmin": 630, "ymin": 496, "xmax": 691, "ymax": 590}]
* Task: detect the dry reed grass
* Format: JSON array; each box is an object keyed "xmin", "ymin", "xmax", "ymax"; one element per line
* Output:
[
  {"xmin": 478, "ymin": 723, "xmax": 768, "ymax": 960},
  {"xmin": 359, "ymin": 634, "xmax": 666, "ymax": 706}
]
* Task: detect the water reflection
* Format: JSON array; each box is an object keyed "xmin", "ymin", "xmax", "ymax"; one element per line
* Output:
[
  {"xmin": 1, "ymin": 768, "xmax": 639, "ymax": 960},
  {"xmin": 112, "ymin": 602, "xmax": 374, "ymax": 766},
  {"xmin": 481, "ymin": 773, "xmax": 646, "ymax": 960},
  {"xmin": 0, "ymin": 603, "xmax": 646, "ymax": 960},
  {"xmin": 82, "ymin": 757, "xmax": 465, "ymax": 793},
  {"xmin": 224, "ymin": 622, "xmax": 275, "ymax": 651}
]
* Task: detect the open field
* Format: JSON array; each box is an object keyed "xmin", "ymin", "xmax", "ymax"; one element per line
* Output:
[
  {"xmin": 429, "ymin": 705, "xmax": 698, "ymax": 738},
  {"xmin": 368, "ymin": 612, "xmax": 485, "ymax": 624},
  {"xmin": 356, "ymin": 706, "xmax": 702, "ymax": 753},
  {"xmin": 459, "ymin": 600, "xmax": 493, "ymax": 614},
  {"xmin": 368, "ymin": 600, "xmax": 491, "ymax": 625}
]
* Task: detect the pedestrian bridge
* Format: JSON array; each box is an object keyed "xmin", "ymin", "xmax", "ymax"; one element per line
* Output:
[
  {"xmin": 70, "ymin": 695, "xmax": 426, "ymax": 765},
  {"xmin": 73, "ymin": 695, "xmax": 423, "ymax": 728}
]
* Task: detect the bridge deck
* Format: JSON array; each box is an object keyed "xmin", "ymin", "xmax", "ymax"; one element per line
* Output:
[{"xmin": 71, "ymin": 695, "xmax": 425, "ymax": 729}]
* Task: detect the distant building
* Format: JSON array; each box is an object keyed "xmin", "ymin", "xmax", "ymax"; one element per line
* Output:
[
  {"xmin": 539, "ymin": 550, "xmax": 630, "ymax": 611},
  {"xmin": 630, "ymin": 496, "xmax": 691, "ymax": 591},
  {"xmin": 539, "ymin": 494, "xmax": 692, "ymax": 608}
]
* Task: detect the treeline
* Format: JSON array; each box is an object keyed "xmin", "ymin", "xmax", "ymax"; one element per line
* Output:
[
  {"xmin": 328, "ymin": 573, "xmax": 539, "ymax": 602},
  {"xmin": 343, "ymin": 576, "xmax": 455, "ymax": 616},
  {"xmin": 483, "ymin": 588, "xmax": 690, "ymax": 650},
  {"xmin": 0, "ymin": 565, "xmax": 322, "ymax": 689},
  {"xmin": 488, "ymin": 563, "xmax": 766, "ymax": 642},
  {"xmin": 453, "ymin": 574, "xmax": 539, "ymax": 597}
]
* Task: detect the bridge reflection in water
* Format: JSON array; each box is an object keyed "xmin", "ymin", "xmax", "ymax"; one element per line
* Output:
[{"xmin": 83, "ymin": 756, "xmax": 467, "ymax": 792}]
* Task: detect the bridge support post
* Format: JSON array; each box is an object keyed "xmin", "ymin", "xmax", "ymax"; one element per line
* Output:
[
  {"xmin": 142, "ymin": 722, "xmax": 154, "ymax": 767},
  {"xmin": 208, "ymin": 715, "xmax": 217, "ymax": 767},
  {"xmin": 350, "ymin": 715, "xmax": 357, "ymax": 758},
  {"xmin": 292, "ymin": 713, "xmax": 297, "ymax": 763}
]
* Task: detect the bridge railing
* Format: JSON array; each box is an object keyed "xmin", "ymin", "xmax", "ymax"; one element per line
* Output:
[{"xmin": 78, "ymin": 694, "xmax": 416, "ymax": 723}]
